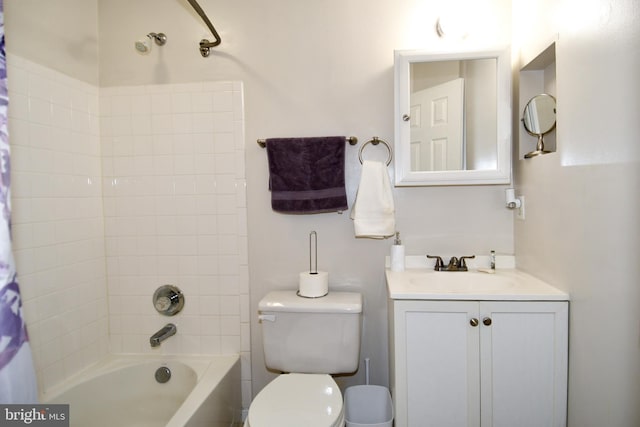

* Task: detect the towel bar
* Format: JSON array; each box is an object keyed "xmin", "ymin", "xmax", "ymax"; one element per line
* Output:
[
  {"xmin": 257, "ymin": 136, "xmax": 358, "ymax": 148},
  {"xmin": 359, "ymin": 137, "xmax": 393, "ymax": 166}
]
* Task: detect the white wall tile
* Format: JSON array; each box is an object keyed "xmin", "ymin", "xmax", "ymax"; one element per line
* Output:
[
  {"xmin": 8, "ymin": 56, "xmax": 109, "ymax": 393},
  {"xmin": 131, "ymin": 94, "xmax": 151, "ymax": 115},
  {"xmin": 213, "ymin": 91, "xmax": 234, "ymax": 112},
  {"xmin": 201, "ymin": 335, "xmax": 221, "ymax": 354},
  {"xmin": 191, "ymin": 93, "xmax": 213, "ymax": 113},
  {"xmin": 102, "ymin": 82, "xmax": 248, "ymax": 374}
]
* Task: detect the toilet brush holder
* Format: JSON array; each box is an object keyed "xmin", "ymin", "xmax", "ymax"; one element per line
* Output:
[
  {"xmin": 344, "ymin": 358, "xmax": 394, "ymax": 427},
  {"xmin": 344, "ymin": 386, "xmax": 393, "ymax": 427}
]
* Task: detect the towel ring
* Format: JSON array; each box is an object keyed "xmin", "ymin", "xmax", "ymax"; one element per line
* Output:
[{"xmin": 358, "ymin": 137, "xmax": 393, "ymax": 166}]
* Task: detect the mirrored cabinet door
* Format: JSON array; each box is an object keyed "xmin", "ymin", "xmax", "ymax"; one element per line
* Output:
[{"xmin": 394, "ymin": 47, "xmax": 512, "ymax": 186}]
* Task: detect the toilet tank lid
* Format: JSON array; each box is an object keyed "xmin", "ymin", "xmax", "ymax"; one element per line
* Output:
[{"xmin": 259, "ymin": 291, "xmax": 362, "ymax": 314}]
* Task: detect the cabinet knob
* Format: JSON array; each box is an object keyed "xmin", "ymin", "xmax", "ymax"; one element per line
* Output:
[
  {"xmin": 470, "ymin": 318, "xmax": 479, "ymax": 327},
  {"xmin": 483, "ymin": 317, "xmax": 492, "ymax": 326},
  {"xmin": 402, "ymin": 114, "xmax": 411, "ymax": 122}
]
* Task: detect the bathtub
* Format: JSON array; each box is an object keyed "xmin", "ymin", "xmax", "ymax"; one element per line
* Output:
[{"xmin": 41, "ymin": 354, "xmax": 241, "ymax": 427}]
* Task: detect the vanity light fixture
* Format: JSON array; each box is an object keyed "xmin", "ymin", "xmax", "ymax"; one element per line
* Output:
[
  {"xmin": 434, "ymin": 0, "xmax": 474, "ymax": 41},
  {"xmin": 435, "ymin": 17, "xmax": 446, "ymax": 37},
  {"xmin": 435, "ymin": 16, "xmax": 469, "ymax": 40}
]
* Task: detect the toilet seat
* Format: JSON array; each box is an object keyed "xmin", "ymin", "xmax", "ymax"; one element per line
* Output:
[{"xmin": 246, "ymin": 373, "xmax": 344, "ymax": 427}]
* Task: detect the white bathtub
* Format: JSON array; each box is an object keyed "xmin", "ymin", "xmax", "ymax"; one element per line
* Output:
[{"xmin": 41, "ymin": 354, "xmax": 241, "ymax": 427}]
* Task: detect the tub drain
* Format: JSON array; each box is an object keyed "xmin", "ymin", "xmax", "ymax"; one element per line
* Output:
[{"xmin": 155, "ymin": 366, "xmax": 171, "ymax": 383}]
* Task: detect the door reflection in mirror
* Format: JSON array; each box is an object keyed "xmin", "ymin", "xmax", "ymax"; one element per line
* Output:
[{"xmin": 410, "ymin": 58, "xmax": 497, "ymax": 172}]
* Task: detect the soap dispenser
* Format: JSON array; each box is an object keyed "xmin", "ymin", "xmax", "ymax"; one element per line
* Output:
[{"xmin": 390, "ymin": 232, "xmax": 405, "ymax": 272}]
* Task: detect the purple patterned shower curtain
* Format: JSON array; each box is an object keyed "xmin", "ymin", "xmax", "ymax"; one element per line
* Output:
[{"xmin": 0, "ymin": 0, "xmax": 38, "ymax": 403}]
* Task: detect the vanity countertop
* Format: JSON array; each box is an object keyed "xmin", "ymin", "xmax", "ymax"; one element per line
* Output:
[{"xmin": 386, "ymin": 268, "xmax": 569, "ymax": 301}]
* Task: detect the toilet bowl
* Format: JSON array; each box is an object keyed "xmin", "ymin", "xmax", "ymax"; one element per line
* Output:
[{"xmin": 245, "ymin": 373, "xmax": 344, "ymax": 427}]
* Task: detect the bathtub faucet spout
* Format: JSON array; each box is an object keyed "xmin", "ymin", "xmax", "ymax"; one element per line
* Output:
[{"xmin": 150, "ymin": 323, "xmax": 177, "ymax": 348}]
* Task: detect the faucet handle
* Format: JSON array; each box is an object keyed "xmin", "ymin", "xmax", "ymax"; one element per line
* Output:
[
  {"xmin": 458, "ymin": 255, "xmax": 476, "ymax": 270},
  {"xmin": 426, "ymin": 255, "xmax": 444, "ymax": 271}
]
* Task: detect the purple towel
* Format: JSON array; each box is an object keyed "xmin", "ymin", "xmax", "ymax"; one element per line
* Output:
[{"xmin": 266, "ymin": 136, "xmax": 348, "ymax": 214}]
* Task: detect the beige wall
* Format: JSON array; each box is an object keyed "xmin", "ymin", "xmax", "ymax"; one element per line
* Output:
[
  {"xmin": 513, "ymin": 0, "xmax": 640, "ymax": 426},
  {"xmin": 4, "ymin": 0, "xmax": 99, "ymax": 85}
]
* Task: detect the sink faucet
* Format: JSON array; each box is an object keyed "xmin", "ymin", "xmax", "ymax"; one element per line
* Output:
[
  {"xmin": 150, "ymin": 323, "xmax": 177, "ymax": 348},
  {"xmin": 427, "ymin": 255, "xmax": 476, "ymax": 271}
]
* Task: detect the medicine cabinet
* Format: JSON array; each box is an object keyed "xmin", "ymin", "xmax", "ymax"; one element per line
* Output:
[{"xmin": 394, "ymin": 47, "xmax": 512, "ymax": 186}]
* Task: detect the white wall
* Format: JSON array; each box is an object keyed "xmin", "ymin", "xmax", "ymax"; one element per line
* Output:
[{"xmin": 512, "ymin": 0, "xmax": 640, "ymax": 426}]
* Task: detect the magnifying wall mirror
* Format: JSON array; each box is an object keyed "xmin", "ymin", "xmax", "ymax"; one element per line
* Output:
[
  {"xmin": 522, "ymin": 93, "xmax": 556, "ymax": 158},
  {"xmin": 394, "ymin": 47, "xmax": 512, "ymax": 186}
]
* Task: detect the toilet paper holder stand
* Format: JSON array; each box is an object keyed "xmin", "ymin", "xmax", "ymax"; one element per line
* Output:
[
  {"xmin": 309, "ymin": 231, "xmax": 318, "ymax": 275},
  {"xmin": 296, "ymin": 231, "xmax": 329, "ymax": 298}
]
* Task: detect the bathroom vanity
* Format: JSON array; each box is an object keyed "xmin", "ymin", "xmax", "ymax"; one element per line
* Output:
[{"xmin": 387, "ymin": 263, "xmax": 569, "ymax": 427}]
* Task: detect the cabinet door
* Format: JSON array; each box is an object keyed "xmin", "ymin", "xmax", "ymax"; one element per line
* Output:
[
  {"xmin": 393, "ymin": 300, "xmax": 480, "ymax": 427},
  {"xmin": 479, "ymin": 301, "xmax": 568, "ymax": 427}
]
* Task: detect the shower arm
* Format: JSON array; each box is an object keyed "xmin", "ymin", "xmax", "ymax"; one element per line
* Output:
[{"xmin": 186, "ymin": 0, "xmax": 221, "ymax": 57}]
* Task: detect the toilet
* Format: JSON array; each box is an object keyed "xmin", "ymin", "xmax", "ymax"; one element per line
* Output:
[{"xmin": 245, "ymin": 290, "xmax": 363, "ymax": 427}]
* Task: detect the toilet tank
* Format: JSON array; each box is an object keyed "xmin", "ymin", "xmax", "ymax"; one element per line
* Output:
[{"xmin": 258, "ymin": 291, "xmax": 362, "ymax": 374}]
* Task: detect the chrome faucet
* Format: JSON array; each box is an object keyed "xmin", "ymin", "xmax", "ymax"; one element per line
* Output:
[
  {"xmin": 150, "ymin": 323, "xmax": 177, "ymax": 348},
  {"xmin": 426, "ymin": 255, "xmax": 476, "ymax": 271}
]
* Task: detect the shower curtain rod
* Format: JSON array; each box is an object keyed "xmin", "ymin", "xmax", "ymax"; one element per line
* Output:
[{"xmin": 186, "ymin": 0, "xmax": 222, "ymax": 57}]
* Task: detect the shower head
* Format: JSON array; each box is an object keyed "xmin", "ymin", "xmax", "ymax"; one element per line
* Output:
[
  {"xmin": 134, "ymin": 32, "xmax": 167, "ymax": 55},
  {"xmin": 135, "ymin": 39, "xmax": 151, "ymax": 54}
]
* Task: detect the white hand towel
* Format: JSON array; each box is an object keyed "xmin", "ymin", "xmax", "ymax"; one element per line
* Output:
[{"xmin": 350, "ymin": 160, "xmax": 395, "ymax": 238}]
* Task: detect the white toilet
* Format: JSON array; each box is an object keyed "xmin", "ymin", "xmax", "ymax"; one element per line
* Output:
[{"xmin": 245, "ymin": 290, "xmax": 363, "ymax": 427}]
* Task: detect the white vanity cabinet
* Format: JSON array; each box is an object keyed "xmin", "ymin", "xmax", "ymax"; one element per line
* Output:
[{"xmin": 389, "ymin": 299, "xmax": 568, "ymax": 427}]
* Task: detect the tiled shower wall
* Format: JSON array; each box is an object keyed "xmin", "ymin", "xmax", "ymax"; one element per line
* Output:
[
  {"xmin": 7, "ymin": 55, "xmax": 108, "ymax": 391},
  {"xmin": 100, "ymin": 81, "xmax": 251, "ymax": 406},
  {"xmin": 7, "ymin": 55, "xmax": 251, "ymax": 406}
]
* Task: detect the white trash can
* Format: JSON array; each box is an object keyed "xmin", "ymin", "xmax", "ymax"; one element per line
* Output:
[{"xmin": 344, "ymin": 385, "xmax": 394, "ymax": 427}]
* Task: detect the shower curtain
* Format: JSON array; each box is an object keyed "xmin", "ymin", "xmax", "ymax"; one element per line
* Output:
[{"xmin": 0, "ymin": 0, "xmax": 38, "ymax": 403}]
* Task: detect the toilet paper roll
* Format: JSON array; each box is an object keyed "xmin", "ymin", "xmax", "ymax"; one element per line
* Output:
[{"xmin": 298, "ymin": 271, "xmax": 329, "ymax": 298}]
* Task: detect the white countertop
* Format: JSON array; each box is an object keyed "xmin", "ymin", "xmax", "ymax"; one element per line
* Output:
[{"xmin": 386, "ymin": 262, "xmax": 569, "ymax": 301}]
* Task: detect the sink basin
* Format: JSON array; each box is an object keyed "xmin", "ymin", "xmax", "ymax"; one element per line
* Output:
[
  {"xmin": 387, "ymin": 268, "xmax": 568, "ymax": 301},
  {"xmin": 408, "ymin": 271, "xmax": 516, "ymax": 292}
]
